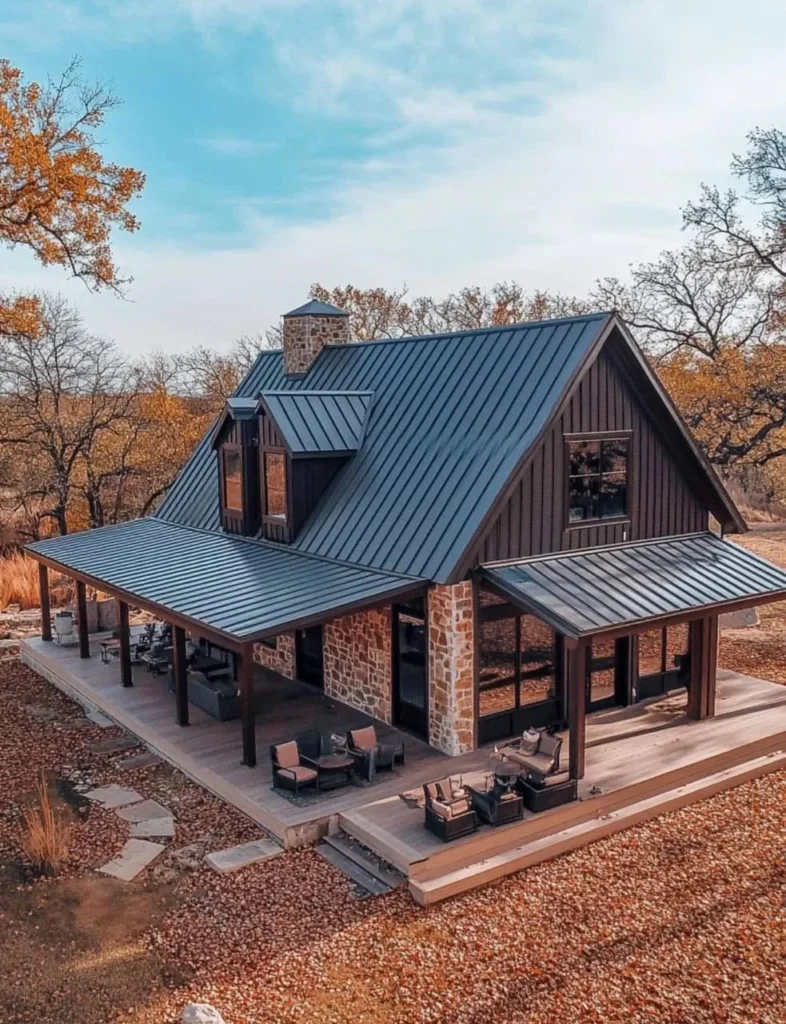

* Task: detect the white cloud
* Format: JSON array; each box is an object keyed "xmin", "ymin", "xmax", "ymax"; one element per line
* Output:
[
  {"xmin": 3, "ymin": 0, "xmax": 786, "ymax": 353},
  {"xmin": 198, "ymin": 135, "xmax": 280, "ymax": 154}
]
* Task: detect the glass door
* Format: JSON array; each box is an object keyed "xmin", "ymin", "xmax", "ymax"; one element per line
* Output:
[
  {"xmin": 637, "ymin": 624, "xmax": 690, "ymax": 700},
  {"xmin": 295, "ymin": 625, "xmax": 324, "ymax": 688},
  {"xmin": 392, "ymin": 598, "xmax": 428, "ymax": 740},
  {"xmin": 586, "ymin": 637, "xmax": 627, "ymax": 712}
]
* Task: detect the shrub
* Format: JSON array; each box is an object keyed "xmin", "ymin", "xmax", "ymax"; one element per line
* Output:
[
  {"xmin": 21, "ymin": 774, "xmax": 71, "ymax": 876},
  {"xmin": 0, "ymin": 552, "xmax": 73, "ymax": 610}
]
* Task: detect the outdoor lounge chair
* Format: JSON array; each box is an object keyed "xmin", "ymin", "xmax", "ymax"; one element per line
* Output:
[
  {"xmin": 347, "ymin": 725, "xmax": 405, "ymax": 783},
  {"xmin": 468, "ymin": 780, "xmax": 524, "ymax": 827},
  {"xmin": 270, "ymin": 739, "xmax": 320, "ymax": 795},
  {"xmin": 499, "ymin": 728, "xmax": 564, "ymax": 785},
  {"xmin": 423, "ymin": 777, "xmax": 478, "ymax": 842}
]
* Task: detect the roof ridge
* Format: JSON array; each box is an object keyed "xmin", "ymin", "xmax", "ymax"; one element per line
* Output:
[
  {"xmin": 259, "ymin": 389, "xmax": 374, "ymax": 398},
  {"xmin": 479, "ymin": 530, "xmax": 714, "ymax": 569}
]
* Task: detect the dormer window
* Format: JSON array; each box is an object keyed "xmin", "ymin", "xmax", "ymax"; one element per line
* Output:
[
  {"xmin": 263, "ymin": 451, "xmax": 287, "ymax": 521},
  {"xmin": 222, "ymin": 447, "xmax": 243, "ymax": 513}
]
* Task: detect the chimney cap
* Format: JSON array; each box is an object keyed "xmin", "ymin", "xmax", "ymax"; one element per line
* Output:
[{"xmin": 283, "ymin": 299, "xmax": 349, "ymax": 319}]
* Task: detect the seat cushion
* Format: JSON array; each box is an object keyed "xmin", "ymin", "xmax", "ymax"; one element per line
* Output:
[
  {"xmin": 539, "ymin": 734, "xmax": 561, "ymax": 763},
  {"xmin": 424, "ymin": 782, "xmax": 439, "ymax": 801},
  {"xmin": 274, "ymin": 740, "xmax": 300, "ymax": 769},
  {"xmin": 276, "ymin": 765, "xmax": 317, "ymax": 783},
  {"xmin": 435, "ymin": 778, "xmax": 455, "ymax": 803},
  {"xmin": 450, "ymin": 798, "xmax": 470, "ymax": 816},
  {"xmin": 429, "ymin": 800, "xmax": 453, "ymax": 819},
  {"xmin": 350, "ymin": 726, "xmax": 377, "ymax": 751},
  {"xmin": 519, "ymin": 752, "xmax": 555, "ymax": 775}
]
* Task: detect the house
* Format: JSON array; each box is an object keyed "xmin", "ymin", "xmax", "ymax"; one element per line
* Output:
[{"xmin": 25, "ymin": 300, "xmax": 786, "ymax": 784}]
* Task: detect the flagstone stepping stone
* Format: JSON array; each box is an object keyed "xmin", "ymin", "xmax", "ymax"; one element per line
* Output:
[
  {"xmin": 98, "ymin": 839, "xmax": 165, "ymax": 881},
  {"xmin": 87, "ymin": 735, "xmax": 140, "ymax": 754},
  {"xmin": 115, "ymin": 751, "xmax": 161, "ymax": 772},
  {"xmin": 204, "ymin": 838, "xmax": 282, "ymax": 874},
  {"xmin": 85, "ymin": 708, "xmax": 115, "ymax": 728},
  {"xmin": 116, "ymin": 798, "xmax": 172, "ymax": 823},
  {"xmin": 84, "ymin": 784, "xmax": 144, "ymax": 809},
  {"xmin": 130, "ymin": 817, "xmax": 176, "ymax": 838}
]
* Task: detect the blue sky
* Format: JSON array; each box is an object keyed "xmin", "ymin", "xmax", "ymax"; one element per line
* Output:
[{"xmin": 3, "ymin": 0, "xmax": 786, "ymax": 352}]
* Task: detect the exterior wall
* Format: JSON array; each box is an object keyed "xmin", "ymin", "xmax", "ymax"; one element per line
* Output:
[
  {"xmin": 253, "ymin": 632, "xmax": 296, "ymax": 679},
  {"xmin": 323, "ymin": 606, "xmax": 392, "ymax": 723},
  {"xmin": 467, "ymin": 343, "xmax": 709, "ymax": 565},
  {"xmin": 428, "ymin": 582, "xmax": 475, "ymax": 755},
  {"xmin": 282, "ymin": 314, "xmax": 350, "ymax": 375}
]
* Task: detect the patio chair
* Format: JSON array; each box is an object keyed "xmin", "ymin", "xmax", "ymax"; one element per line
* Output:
[
  {"xmin": 468, "ymin": 779, "xmax": 524, "ymax": 827},
  {"xmin": 423, "ymin": 777, "xmax": 478, "ymax": 842},
  {"xmin": 270, "ymin": 739, "xmax": 320, "ymax": 795},
  {"xmin": 52, "ymin": 611, "xmax": 79, "ymax": 647},
  {"xmin": 499, "ymin": 727, "xmax": 564, "ymax": 785},
  {"xmin": 347, "ymin": 725, "xmax": 405, "ymax": 783}
]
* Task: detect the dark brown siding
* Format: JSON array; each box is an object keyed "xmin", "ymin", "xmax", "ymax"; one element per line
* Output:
[
  {"xmin": 469, "ymin": 345, "xmax": 708, "ymax": 565},
  {"xmin": 219, "ymin": 418, "xmax": 260, "ymax": 536},
  {"xmin": 260, "ymin": 414, "xmax": 285, "ymax": 450},
  {"xmin": 290, "ymin": 458, "xmax": 345, "ymax": 535}
]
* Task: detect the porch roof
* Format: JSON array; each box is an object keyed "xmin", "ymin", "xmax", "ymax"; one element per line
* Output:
[
  {"xmin": 478, "ymin": 532, "xmax": 786, "ymax": 640},
  {"xmin": 27, "ymin": 518, "xmax": 425, "ymax": 646}
]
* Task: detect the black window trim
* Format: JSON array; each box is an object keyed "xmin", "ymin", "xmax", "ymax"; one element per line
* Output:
[
  {"xmin": 262, "ymin": 447, "xmax": 289, "ymax": 525},
  {"xmin": 564, "ymin": 429, "xmax": 632, "ymax": 531},
  {"xmin": 220, "ymin": 443, "xmax": 245, "ymax": 519}
]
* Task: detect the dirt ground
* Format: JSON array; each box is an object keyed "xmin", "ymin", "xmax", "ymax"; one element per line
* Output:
[{"xmin": 2, "ymin": 531, "xmax": 786, "ymax": 1024}]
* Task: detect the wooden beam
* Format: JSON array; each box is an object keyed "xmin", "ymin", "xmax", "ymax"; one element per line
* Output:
[
  {"xmin": 238, "ymin": 645, "xmax": 256, "ymax": 767},
  {"xmin": 706, "ymin": 614, "xmax": 719, "ymax": 719},
  {"xmin": 688, "ymin": 615, "xmax": 719, "ymax": 720},
  {"xmin": 568, "ymin": 641, "xmax": 588, "ymax": 781},
  {"xmin": 38, "ymin": 563, "xmax": 52, "ymax": 642},
  {"xmin": 118, "ymin": 600, "xmax": 133, "ymax": 688},
  {"xmin": 172, "ymin": 625, "xmax": 189, "ymax": 727},
  {"xmin": 76, "ymin": 581, "xmax": 90, "ymax": 659}
]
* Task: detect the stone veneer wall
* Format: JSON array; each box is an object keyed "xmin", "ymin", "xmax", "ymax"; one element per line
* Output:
[
  {"xmin": 282, "ymin": 314, "xmax": 350, "ymax": 375},
  {"xmin": 323, "ymin": 606, "xmax": 392, "ymax": 723},
  {"xmin": 253, "ymin": 633, "xmax": 296, "ymax": 679},
  {"xmin": 428, "ymin": 581, "xmax": 475, "ymax": 755}
]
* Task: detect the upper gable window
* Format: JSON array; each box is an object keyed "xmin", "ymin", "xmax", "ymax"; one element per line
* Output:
[
  {"xmin": 264, "ymin": 451, "xmax": 287, "ymax": 520},
  {"xmin": 567, "ymin": 437, "xmax": 628, "ymax": 523},
  {"xmin": 222, "ymin": 447, "xmax": 243, "ymax": 513}
]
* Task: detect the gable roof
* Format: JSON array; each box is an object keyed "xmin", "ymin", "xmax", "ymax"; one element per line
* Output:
[
  {"xmin": 259, "ymin": 390, "xmax": 373, "ymax": 456},
  {"xmin": 156, "ymin": 311, "xmax": 744, "ymax": 583},
  {"xmin": 284, "ymin": 299, "xmax": 349, "ymax": 318}
]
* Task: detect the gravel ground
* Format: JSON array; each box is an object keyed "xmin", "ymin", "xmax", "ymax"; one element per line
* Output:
[{"xmin": 1, "ymin": 659, "xmax": 785, "ymax": 1024}]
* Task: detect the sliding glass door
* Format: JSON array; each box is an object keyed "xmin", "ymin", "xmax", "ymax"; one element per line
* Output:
[{"xmin": 392, "ymin": 598, "xmax": 428, "ymax": 740}]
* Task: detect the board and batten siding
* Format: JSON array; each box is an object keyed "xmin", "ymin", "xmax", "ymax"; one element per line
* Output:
[{"xmin": 469, "ymin": 345, "xmax": 708, "ymax": 565}]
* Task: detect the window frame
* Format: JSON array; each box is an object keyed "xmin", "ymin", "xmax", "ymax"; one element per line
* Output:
[
  {"xmin": 220, "ymin": 443, "xmax": 244, "ymax": 517},
  {"xmin": 262, "ymin": 448, "xmax": 289, "ymax": 524},
  {"xmin": 564, "ymin": 430, "xmax": 632, "ymax": 529}
]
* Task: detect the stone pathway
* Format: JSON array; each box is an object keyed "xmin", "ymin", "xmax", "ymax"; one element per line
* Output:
[
  {"xmin": 205, "ymin": 838, "xmax": 282, "ymax": 874},
  {"xmin": 84, "ymin": 784, "xmax": 145, "ymax": 809},
  {"xmin": 117, "ymin": 798, "xmax": 173, "ymax": 823},
  {"xmin": 98, "ymin": 838, "xmax": 166, "ymax": 881}
]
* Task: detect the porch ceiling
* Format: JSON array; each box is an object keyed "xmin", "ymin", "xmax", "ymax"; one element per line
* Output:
[
  {"xmin": 27, "ymin": 518, "xmax": 425, "ymax": 645},
  {"xmin": 479, "ymin": 532, "xmax": 786, "ymax": 640}
]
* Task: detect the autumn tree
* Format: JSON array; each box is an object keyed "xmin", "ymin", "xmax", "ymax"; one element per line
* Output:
[{"xmin": 0, "ymin": 57, "xmax": 145, "ymax": 335}]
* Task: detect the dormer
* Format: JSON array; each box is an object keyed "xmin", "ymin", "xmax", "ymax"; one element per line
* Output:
[
  {"xmin": 258, "ymin": 390, "xmax": 373, "ymax": 542},
  {"xmin": 211, "ymin": 397, "xmax": 260, "ymax": 536}
]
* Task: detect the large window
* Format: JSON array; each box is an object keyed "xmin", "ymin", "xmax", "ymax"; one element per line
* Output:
[
  {"xmin": 567, "ymin": 437, "xmax": 628, "ymax": 523},
  {"xmin": 222, "ymin": 447, "xmax": 243, "ymax": 513},
  {"xmin": 264, "ymin": 451, "xmax": 287, "ymax": 520}
]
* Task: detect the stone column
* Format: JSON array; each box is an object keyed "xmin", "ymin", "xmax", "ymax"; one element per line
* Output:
[{"xmin": 427, "ymin": 582, "xmax": 475, "ymax": 755}]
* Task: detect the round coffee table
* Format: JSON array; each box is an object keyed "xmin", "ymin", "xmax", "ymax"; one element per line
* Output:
[
  {"xmin": 489, "ymin": 759, "xmax": 519, "ymax": 792},
  {"xmin": 317, "ymin": 752, "xmax": 355, "ymax": 790}
]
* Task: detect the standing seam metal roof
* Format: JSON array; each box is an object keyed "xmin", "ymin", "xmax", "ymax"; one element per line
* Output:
[
  {"xmin": 27, "ymin": 518, "xmax": 423, "ymax": 642},
  {"xmin": 260, "ymin": 390, "xmax": 373, "ymax": 455},
  {"xmin": 156, "ymin": 313, "xmax": 613, "ymax": 581},
  {"xmin": 479, "ymin": 533, "xmax": 786, "ymax": 638}
]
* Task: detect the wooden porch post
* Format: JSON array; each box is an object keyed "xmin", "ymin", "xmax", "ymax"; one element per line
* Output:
[
  {"xmin": 76, "ymin": 580, "xmax": 90, "ymax": 659},
  {"xmin": 172, "ymin": 625, "xmax": 189, "ymax": 727},
  {"xmin": 238, "ymin": 645, "xmax": 256, "ymax": 767},
  {"xmin": 38, "ymin": 563, "xmax": 52, "ymax": 641},
  {"xmin": 568, "ymin": 641, "xmax": 588, "ymax": 781},
  {"xmin": 688, "ymin": 615, "xmax": 719, "ymax": 720},
  {"xmin": 118, "ymin": 600, "xmax": 133, "ymax": 688}
]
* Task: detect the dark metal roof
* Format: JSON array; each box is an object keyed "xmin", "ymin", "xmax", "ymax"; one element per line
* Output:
[
  {"xmin": 28, "ymin": 518, "xmax": 423, "ymax": 643},
  {"xmin": 479, "ymin": 533, "xmax": 786, "ymax": 639},
  {"xmin": 260, "ymin": 390, "xmax": 372, "ymax": 456},
  {"xmin": 225, "ymin": 397, "xmax": 259, "ymax": 420},
  {"xmin": 157, "ymin": 313, "xmax": 616, "ymax": 581},
  {"xmin": 283, "ymin": 299, "xmax": 348, "ymax": 318}
]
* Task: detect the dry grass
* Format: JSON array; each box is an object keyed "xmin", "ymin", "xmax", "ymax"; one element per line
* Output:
[
  {"xmin": 0, "ymin": 552, "xmax": 73, "ymax": 611},
  {"xmin": 20, "ymin": 773, "xmax": 71, "ymax": 877}
]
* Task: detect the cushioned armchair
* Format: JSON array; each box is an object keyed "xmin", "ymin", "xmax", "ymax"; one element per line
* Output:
[
  {"xmin": 347, "ymin": 725, "xmax": 405, "ymax": 783},
  {"xmin": 270, "ymin": 739, "xmax": 319, "ymax": 794},
  {"xmin": 499, "ymin": 728, "xmax": 564, "ymax": 785},
  {"xmin": 423, "ymin": 777, "xmax": 478, "ymax": 842}
]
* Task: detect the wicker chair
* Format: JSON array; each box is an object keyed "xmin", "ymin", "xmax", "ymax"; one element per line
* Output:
[
  {"xmin": 423, "ymin": 777, "xmax": 478, "ymax": 842},
  {"xmin": 270, "ymin": 738, "xmax": 320, "ymax": 795},
  {"xmin": 499, "ymin": 728, "xmax": 563, "ymax": 784},
  {"xmin": 347, "ymin": 725, "xmax": 405, "ymax": 783}
]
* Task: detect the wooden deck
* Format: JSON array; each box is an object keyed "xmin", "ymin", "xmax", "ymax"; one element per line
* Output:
[
  {"xmin": 21, "ymin": 634, "xmax": 489, "ymax": 846},
  {"xmin": 341, "ymin": 671, "xmax": 786, "ymax": 903}
]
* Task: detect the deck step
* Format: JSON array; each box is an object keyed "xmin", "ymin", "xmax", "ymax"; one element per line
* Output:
[
  {"xmin": 317, "ymin": 840, "xmax": 393, "ymax": 897},
  {"xmin": 409, "ymin": 749, "xmax": 786, "ymax": 906},
  {"xmin": 321, "ymin": 833, "xmax": 405, "ymax": 890}
]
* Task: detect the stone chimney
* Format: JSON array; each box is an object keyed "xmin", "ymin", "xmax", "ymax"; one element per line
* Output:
[{"xmin": 282, "ymin": 299, "xmax": 350, "ymax": 375}]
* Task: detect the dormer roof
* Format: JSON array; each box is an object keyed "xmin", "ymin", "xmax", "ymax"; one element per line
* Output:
[{"xmin": 259, "ymin": 390, "xmax": 373, "ymax": 457}]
